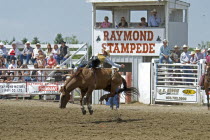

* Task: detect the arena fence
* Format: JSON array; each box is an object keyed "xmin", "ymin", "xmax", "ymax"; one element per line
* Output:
[
  {"xmin": 152, "ymin": 59, "xmax": 206, "ymax": 104},
  {"xmin": 0, "ymin": 68, "xmax": 73, "ymax": 96}
]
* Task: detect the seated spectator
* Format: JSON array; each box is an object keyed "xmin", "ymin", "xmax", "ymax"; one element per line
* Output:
[
  {"xmin": 20, "ymin": 41, "xmax": 33, "ymax": 64},
  {"xmin": 194, "ymin": 47, "xmax": 204, "ymax": 63},
  {"xmin": 31, "ymin": 63, "xmax": 38, "ymax": 81},
  {"xmin": 189, "ymin": 51, "xmax": 196, "ymax": 64},
  {"xmin": 37, "ymin": 55, "xmax": 46, "ymax": 67},
  {"xmin": 170, "ymin": 45, "xmax": 181, "ymax": 63},
  {"xmin": 8, "ymin": 60, "xmax": 17, "ymax": 75},
  {"xmin": 0, "ymin": 42, "xmax": 7, "ymax": 59},
  {"xmin": 32, "ymin": 43, "xmax": 43, "ymax": 64},
  {"xmin": 118, "ymin": 17, "xmax": 128, "ymax": 28},
  {"xmin": 45, "ymin": 44, "xmax": 53, "ymax": 60},
  {"xmin": 180, "ymin": 45, "xmax": 190, "ymax": 64},
  {"xmin": 138, "ymin": 17, "xmax": 148, "ymax": 27},
  {"xmin": 17, "ymin": 59, "xmax": 22, "ymax": 68},
  {"xmin": 0, "ymin": 55, "xmax": 6, "ymax": 65},
  {"xmin": 20, "ymin": 64, "xmax": 31, "ymax": 81},
  {"xmin": 0, "ymin": 60, "xmax": 6, "ymax": 80},
  {"xmin": 100, "ymin": 16, "xmax": 111, "ymax": 28},
  {"xmin": 7, "ymin": 42, "xmax": 20, "ymax": 63},
  {"xmin": 52, "ymin": 44, "xmax": 60, "ymax": 63},
  {"xmin": 4, "ymin": 73, "xmax": 14, "ymax": 83},
  {"xmin": 148, "ymin": 9, "xmax": 161, "ymax": 27},
  {"xmin": 46, "ymin": 54, "xmax": 57, "ymax": 68},
  {"xmin": 159, "ymin": 39, "xmax": 172, "ymax": 63}
]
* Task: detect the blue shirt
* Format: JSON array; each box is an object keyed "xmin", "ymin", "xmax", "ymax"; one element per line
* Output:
[
  {"xmin": 160, "ymin": 45, "xmax": 170, "ymax": 56},
  {"xmin": 194, "ymin": 52, "xmax": 204, "ymax": 63},
  {"xmin": 148, "ymin": 15, "xmax": 161, "ymax": 27},
  {"xmin": 104, "ymin": 57, "xmax": 121, "ymax": 68},
  {"xmin": 180, "ymin": 51, "xmax": 190, "ymax": 63}
]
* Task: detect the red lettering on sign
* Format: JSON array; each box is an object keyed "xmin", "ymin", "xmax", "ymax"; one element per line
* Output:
[{"xmin": 39, "ymin": 86, "xmax": 58, "ymax": 91}]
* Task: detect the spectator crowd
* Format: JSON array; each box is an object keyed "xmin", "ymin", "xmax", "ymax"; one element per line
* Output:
[{"xmin": 0, "ymin": 41, "xmax": 70, "ymax": 83}]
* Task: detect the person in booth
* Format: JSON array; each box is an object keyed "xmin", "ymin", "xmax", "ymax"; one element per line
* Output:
[
  {"xmin": 138, "ymin": 17, "xmax": 148, "ymax": 28},
  {"xmin": 100, "ymin": 16, "xmax": 111, "ymax": 28},
  {"xmin": 159, "ymin": 39, "xmax": 172, "ymax": 64},
  {"xmin": 118, "ymin": 17, "xmax": 128, "ymax": 28},
  {"xmin": 148, "ymin": 9, "xmax": 161, "ymax": 27}
]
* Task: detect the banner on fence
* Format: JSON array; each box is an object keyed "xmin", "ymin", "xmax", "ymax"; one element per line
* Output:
[
  {"xmin": 27, "ymin": 82, "xmax": 63, "ymax": 95},
  {"xmin": 0, "ymin": 83, "xmax": 26, "ymax": 95},
  {"xmin": 156, "ymin": 87, "xmax": 197, "ymax": 103}
]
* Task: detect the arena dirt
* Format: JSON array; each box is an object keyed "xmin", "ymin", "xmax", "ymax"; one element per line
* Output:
[{"xmin": 0, "ymin": 100, "xmax": 210, "ymax": 140}]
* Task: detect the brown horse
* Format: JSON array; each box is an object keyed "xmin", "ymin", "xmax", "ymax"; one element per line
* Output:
[
  {"xmin": 204, "ymin": 64, "xmax": 210, "ymax": 110},
  {"xmin": 59, "ymin": 68, "xmax": 139, "ymax": 115}
]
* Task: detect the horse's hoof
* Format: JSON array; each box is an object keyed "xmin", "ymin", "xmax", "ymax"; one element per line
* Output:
[
  {"xmin": 89, "ymin": 110, "xmax": 93, "ymax": 115},
  {"xmin": 82, "ymin": 110, "xmax": 86, "ymax": 115}
]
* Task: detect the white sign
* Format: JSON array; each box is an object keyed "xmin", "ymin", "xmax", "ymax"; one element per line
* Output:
[
  {"xmin": 27, "ymin": 82, "xmax": 63, "ymax": 95},
  {"xmin": 156, "ymin": 87, "xmax": 197, "ymax": 103},
  {"xmin": 0, "ymin": 83, "xmax": 26, "ymax": 95},
  {"xmin": 93, "ymin": 28, "xmax": 164, "ymax": 56}
]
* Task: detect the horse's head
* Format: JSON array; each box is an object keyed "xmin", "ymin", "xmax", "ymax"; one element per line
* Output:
[{"xmin": 59, "ymin": 86, "xmax": 70, "ymax": 109}]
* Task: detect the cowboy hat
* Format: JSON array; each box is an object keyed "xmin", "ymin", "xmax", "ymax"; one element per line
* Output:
[
  {"xmin": 183, "ymin": 44, "xmax": 189, "ymax": 48},
  {"xmin": 194, "ymin": 47, "xmax": 200, "ymax": 51},
  {"xmin": 25, "ymin": 41, "xmax": 30, "ymax": 44},
  {"xmin": 151, "ymin": 9, "xmax": 157, "ymax": 13},
  {"xmin": 174, "ymin": 45, "xmax": 179, "ymax": 49},
  {"xmin": 207, "ymin": 48, "xmax": 210, "ymax": 52},
  {"xmin": 189, "ymin": 51, "xmax": 195, "ymax": 55},
  {"xmin": 0, "ymin": 42, "xmax": 4, "ymax": 46},
  {"xmin": 36, "ymin": 43, "xmax": 41, "ymax": 46},
  {"xmin": 54, "ymin": 65, "xmax": 61, "ymax": 69},
  {"xmin": 102, "ymin": 48, "xmax": 110, "ymax": 56},
  {"xmin": 163, "ymin": 39, "xmax": 168, "ymax": 43}
]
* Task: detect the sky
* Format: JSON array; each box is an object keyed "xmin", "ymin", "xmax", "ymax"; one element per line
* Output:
[{"xmin": 0, "ymin": 0, "xmax": 209, "ymax": 47}]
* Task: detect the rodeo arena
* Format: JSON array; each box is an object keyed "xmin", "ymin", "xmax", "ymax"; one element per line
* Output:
[{"xmin": 1, "ymin": 0, "xmax": 210, "ymax": 140}]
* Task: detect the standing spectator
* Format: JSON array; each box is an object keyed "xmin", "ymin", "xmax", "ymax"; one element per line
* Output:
[
  {"xmin": 46, "ymin": 54, "xmax": 57, "ymax": 68},
  {"xmin": 194, "ymin": 47, "xmax": 204, "ymax": 63},
  {"xmin": 180, "ymin": 45, "xmax": 191, "ymax": 84},
  {"xmin": 7, "ymin": 42, "xmax": 20, "ymax": 63},
  {"xmin": 0, "ymin": 42, "xmax": 7, "ymax": 59},
  {"xmin": 13, "ymin": 71, "xmax": 23, "ymax": 82},
  {"xmin": 20, "ymin": 41, "xmax": 33, "ymax": 64},
  {"xmin": 138, "ymin": 17, "xmax": 148, "ymax": 27},
  {"xmin": 45, "ymin": 44, "xmax": 53, "ymax": 60},
  {"xmin": 0, "ymin": 60, "xmax": 6, "ymax": 80},
  {"xmin": 8, "ymin": 60, "xmax": 17, "ymax": 75},
  {"xmin": 100, "ymin": 16, "xmax": 111, "ymax": 28},
  {"xmin": 159, "ymin": 39, "xmax": 172, "ymax": 63},
  {"xmin": 189, "ymin": 51, "xmax": 196, "ymax": 64},
  {"xmin": 170, "ymin": 45, "xmax": 181, "ymax": 63},
  {"xmin": 31, "ymin": 63, "xmax": 38, "ymax": 81},
  {"xmin": 118, "ymin": 17, "xmax": 128, "ymax": 28},
  {"xmin": 37, "ymin": 55, "xmax": 46, "ymax": 67},
  {"xmin": 206, "ymin": 48, "xmax": 210, "ymax": 64},
  {"xmin": 180, "ymin": 45, "xmax": 190, "ymax": 64},
  {"xmin": 21, "ymin": 64, "xmax": 31, "ymax": 81},
  {"xmin": 0, "ymin": 55, "xmax": 6, "ymax": 65},
  {"xmin": 59, "ymin": 41, "xmax": 69, "ymax": 64},
  {"xmin": 32, "ymin": 43, "xmax": 43, "ymax": 64},
  {"xmin": 52, "ymin": 44, "xmax": 60, "ymax": 63},
  {"xmin": 148, "ymin": 9, "xmax": 161, "ymax": 27}
]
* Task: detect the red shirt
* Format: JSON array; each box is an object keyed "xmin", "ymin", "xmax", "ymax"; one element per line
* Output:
[{"xmin": 47, "ymin": 58, "xmax": 56, "ymax": 67}]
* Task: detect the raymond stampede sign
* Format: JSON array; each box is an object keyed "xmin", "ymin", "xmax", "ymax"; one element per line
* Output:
[{"xmin": 94, "ymin": 28, "xmax": 164, "ymax": 56}]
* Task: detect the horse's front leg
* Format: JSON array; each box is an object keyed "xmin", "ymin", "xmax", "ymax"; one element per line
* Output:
[
  {"xmin": 80, "ymin": 90, "xmax": 87, "ymax": 115},
  {"xmin": 86, "ymin": 89, "xmax": 94, "ymax": 115}
]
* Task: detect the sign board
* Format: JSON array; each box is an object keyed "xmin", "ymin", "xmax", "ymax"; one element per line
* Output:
[
  {"xmin": 93, "ymin": 28, "xmax": 164, "ymax": 56},
  {"xmin": 156, "ymin": 87, "xmax": 197, "ymax": 103},
  {"xmin": 27, "ymin": 82, "xmax": 63, "ymax": 95},
  {"xmin": 0, "ymin": 83, "xmax": 26, "ymax": 95}
]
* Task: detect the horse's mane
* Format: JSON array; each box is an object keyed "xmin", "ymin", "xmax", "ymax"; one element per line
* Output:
[{"xmin": 64, "ymin": 68, "xmax": 83, "ymax": 86}]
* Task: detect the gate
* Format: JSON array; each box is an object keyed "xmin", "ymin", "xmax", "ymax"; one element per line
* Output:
[{"xmin": 152, "ymin": 60, "xmax": 203, "ymax": 104}]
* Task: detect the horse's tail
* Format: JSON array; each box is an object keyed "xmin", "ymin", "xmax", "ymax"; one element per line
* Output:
[{"xmin": 117, "ymin": 77, "xmax": 139, "ymax": 98}]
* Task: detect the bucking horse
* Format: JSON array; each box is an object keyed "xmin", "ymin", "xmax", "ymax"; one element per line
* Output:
[{"xmin": 59, "ymin": 68, "xmax": 139, "ymax": 115}]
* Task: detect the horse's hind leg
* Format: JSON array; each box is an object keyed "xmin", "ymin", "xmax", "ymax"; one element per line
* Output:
[
  {"xmin": 80, "ymin": 90, "xmax": 87, "ymax": 115},
  {"xmin": 86, "ymin": 89, "xmax": 94, "ymax": 115}
]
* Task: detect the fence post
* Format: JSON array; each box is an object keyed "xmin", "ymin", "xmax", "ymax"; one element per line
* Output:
[{"xmin": 125, "ymin": 72, "xmax": 132, "ymax": 104}]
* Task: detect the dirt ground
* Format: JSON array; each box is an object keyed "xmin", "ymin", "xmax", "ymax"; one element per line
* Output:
[{"xmin": 0, "ymin": 100, "xmax": 210, "ymax": 140}]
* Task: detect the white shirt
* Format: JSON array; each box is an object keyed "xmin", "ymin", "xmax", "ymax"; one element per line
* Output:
[{"xmin": 33, "ymin": 48, "xmax": 43, "ymax": 59}]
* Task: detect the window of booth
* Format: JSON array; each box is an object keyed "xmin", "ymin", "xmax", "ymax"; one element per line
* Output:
[{"xmin": 96, "ymin": 10, "xmax": 113, "ymax": 28}]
